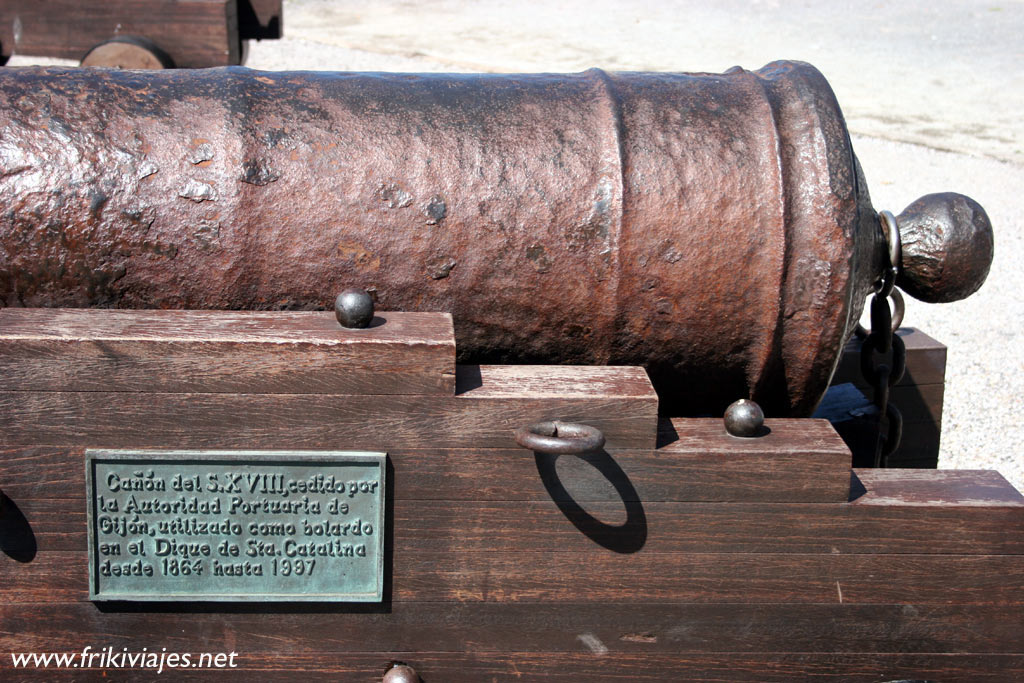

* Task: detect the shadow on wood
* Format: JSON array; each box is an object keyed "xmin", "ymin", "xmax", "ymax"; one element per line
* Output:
[
  {"xmin": 0, "ymin": 492, "xmax": 37, "ymax": 563},
  {"xmin": 534, "ymin": 449, "xmax": 647, "ymax": 554}
]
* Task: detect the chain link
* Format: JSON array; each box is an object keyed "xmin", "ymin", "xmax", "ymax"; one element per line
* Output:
[{"xmin": 857, "ymin": 290, "xmax": 907, "ymax": 467}]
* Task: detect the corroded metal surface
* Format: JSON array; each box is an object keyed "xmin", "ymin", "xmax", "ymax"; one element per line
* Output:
[
  {"xmin": 896, "ymin": 193, "xmax": 993, "ymax": 304},
  {"xmin": 0, "ymin": 62, "xmax": 989, "ymax": 415}
]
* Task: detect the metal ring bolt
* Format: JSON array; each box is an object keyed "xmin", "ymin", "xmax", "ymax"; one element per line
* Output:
[{"xmin": 514, "ymin": 421, "xmax": 606, "ymax": 455}]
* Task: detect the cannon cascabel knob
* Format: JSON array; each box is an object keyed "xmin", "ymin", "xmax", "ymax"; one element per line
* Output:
[{"xmin": 895, "ymin": 193, "xmax": 994, "ymax": 303}]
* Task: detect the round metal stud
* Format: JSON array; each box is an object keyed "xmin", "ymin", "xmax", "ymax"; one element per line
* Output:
[
  {"xmin": 382, "ymin": 664, "xmax": 419, "ymax": 683},
  {"xmin": 334, "ymin": 288, "xmax": 375, "ymax": 329},
  {"xmin": 724, "ymin": 399, "xmax": 765, "ymax": 438}
]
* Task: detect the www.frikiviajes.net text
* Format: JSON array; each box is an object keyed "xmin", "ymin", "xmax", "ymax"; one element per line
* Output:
[{"xmin": 10, "ymin": 647, "xmax": 239, "ymax": 674}]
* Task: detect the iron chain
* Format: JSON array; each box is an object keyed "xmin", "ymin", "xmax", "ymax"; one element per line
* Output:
[{"xmin": 857, "ymin": 290, "xmax": 907, "ymax": 467}]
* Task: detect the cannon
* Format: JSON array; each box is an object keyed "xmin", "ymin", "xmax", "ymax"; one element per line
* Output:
[
  {"xmin": 0, "ymin": 61, "xmax": 1019, "ymax": 683},
  {"xmin": 0, "ymin": 61, "xmax": 992, "ymax": 415}
]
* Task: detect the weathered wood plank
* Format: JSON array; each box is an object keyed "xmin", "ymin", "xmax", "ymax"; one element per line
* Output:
[
  {"xmin": 853, "ymin": 468, "xmax": 1024, "ymax": 505},
  {"xmin": 6, "ymin": 551, "xmax": 1020, "ymax": 605},
  {"xmin": 0, "ymin": 416, "xmax": 849, "ymax": 504},
  {"xmin": 0, "ymin": 602, "xmax": 1019, "ymax": 655},
  {"xmin": 3, "ymin": 652, "xmax": 1020, "ymax": 682},
  {"xmin": 0, "ymin": 0, "xmax": 239, "ymax": 66},
  {"xmin": 654, "ymin": 418, "xmax": 852, "ymax": 501},
  {"xmin": 657, "ymin": 418, "xmax": 846, "ymax": 454},
  {"xmin": 0, "ymin": 309, "xmax": 456, "ymax": 396},
  {"xmin": 0, "ymin": 365, "xmax": 658, "ymax": 450},
  {"xmin": 16, "ymin": 495, "xmax": 1024, "ymax": 554}
]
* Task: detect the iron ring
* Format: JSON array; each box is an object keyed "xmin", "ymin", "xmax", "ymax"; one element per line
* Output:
[
  {"xmin": 514, "ymin": 421, "xmax": 606, "ymax": 455},
  {"xmin": 877, "ymin": 209, "xmax": 902, "ymax": 296},
  {"xmin": 889, "ymin": 288, "xmax": 905, "ymax": 331},
  {"xmin": 855, "ymin": 288, "xmax": 905, "ymax": 339}
]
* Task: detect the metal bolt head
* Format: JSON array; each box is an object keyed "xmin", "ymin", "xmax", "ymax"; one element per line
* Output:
[
  {"xmin": 724, "ymin": 399, "xmax": 765, "ymax": 438},
  {"xmin": 382, "ymin": 664, "xmax": 419, "ymax": 683},
  {"xmin": 334, "ymin": 288, "xmax": 375, "ymax": 329}
]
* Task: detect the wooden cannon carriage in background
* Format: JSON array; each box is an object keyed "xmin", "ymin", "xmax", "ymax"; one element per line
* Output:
[{"xmin": 0, "ymin": 1, "xmax": 282, "ymax": 68}]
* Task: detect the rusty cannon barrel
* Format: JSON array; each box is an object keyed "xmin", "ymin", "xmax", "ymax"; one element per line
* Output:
[{"xmin": 0, "ymin": 61, "xmax": 992, "ymax": 416}]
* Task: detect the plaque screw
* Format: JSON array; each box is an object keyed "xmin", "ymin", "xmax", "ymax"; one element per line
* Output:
[
  {"xmin": 334, "ymin": 288, "xmax": 375, "ymax": 329},
  {"xmin": 724, "ymin": 398, "xmax": 765, "ymax": 438},
  {"xmin": 382, "ymin": 664, "xmax": 419, "ymax": 683}
]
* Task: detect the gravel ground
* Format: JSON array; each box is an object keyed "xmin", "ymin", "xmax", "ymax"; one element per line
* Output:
[{"xmin": 8, "ymin": 0, "xmax": 1022, "ymax": 490}]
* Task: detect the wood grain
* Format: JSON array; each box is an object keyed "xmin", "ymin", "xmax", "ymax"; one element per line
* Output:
[
  {"xmin": 6, "ymin": 551, "xmax": 1021, "ymax": 605},
  {"xmin": 16, "ymin": 496, "xmax": 1024, "ymax": 555},
  {"xmin": 853, "ymin": 468, "xmax": 1024, "ymax": 506},
  {"xmin": 0, "ymin": 309, "xmax": 456, "ymax": 396},
  {"xmin": 0, "ymin": 602, "xmax": 1019, "ymax": 655},
  {"xmin": 2, "ymin": 652, "xmax": 1020, "ymax": 682},
  {"xmin": 0, "ymin": 366, "xmax": 658, "ymax": 451},
  {"xmin": 0, "ymin": 0, "xmax": 240, "ymax": 66},
  {"xmin": 0, "ymin": 415, "xmax": 849, "ymax": 504}
]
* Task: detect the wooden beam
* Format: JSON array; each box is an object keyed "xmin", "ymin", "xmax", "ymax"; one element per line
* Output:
[
  {"xmin": 0, "ymin": 309, "xmax": 456, "ymax": 396},
  {"xmin": 5, "ymin": 550, "xmax": 1021, "ymax": 605},
  {"xmin": 0, "ymin": 366, "xmax": 658, "ymax": 450},
  {"xmin": 0, "ymin": 420, "xmax": 849, "ymax": 505},
  {"xmin": 0, "ymin": 602, "xmax": 1019, "ymax": 655}
]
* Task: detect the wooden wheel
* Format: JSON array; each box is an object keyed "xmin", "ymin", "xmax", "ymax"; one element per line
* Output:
[{"xmin": 81, "ymin": 35, "xmax": 173, "ymax": 69}]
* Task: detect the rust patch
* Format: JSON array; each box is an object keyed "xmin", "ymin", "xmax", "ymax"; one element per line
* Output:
[
  {"xmin": 377, "ymin": 182, "xmax": 413, "ymax": 209},
  {"xmin": 336, "ymin": 242, "xmax": 381, "ymax": 270},
  {"xmin": 426, "ymin": 256, "xmax": 456, "ymax": 280},
  {"xmin": 423, "ymin": 195, "xmax": 447, "ymax": 225}
]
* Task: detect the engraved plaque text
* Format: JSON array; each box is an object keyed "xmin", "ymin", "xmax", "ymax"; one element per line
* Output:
[{"xmin": 86, "ymin": 450, "xmax": 385, "ymax": 602}]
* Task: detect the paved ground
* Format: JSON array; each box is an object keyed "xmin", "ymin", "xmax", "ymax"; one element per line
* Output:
[{"xmin": 9, "ymin": 0, "xmax": 1023, "ymax": 489}]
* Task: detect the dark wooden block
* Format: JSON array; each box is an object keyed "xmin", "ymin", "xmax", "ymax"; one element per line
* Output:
[
  {"xmin": 0, "ymin": 0, "xmax": 240, "ymax": 66},
  {"xmin": 833, "ymin": 327, "xmax": 947, "ymax": 387},
  {"xmin": 829, "ymin": 327, "xmax": 946, "ymax": 468},
  {"xmin": 852, "ymin": 468, "xmax": 1024, "ymax": 505},
  {"xmin": 652, "ymin": 418, "xmax": 852, "ymax": 502},
  {"xmin": 0, "ymin": 308, "xmax": 456, "ymax": 396}
]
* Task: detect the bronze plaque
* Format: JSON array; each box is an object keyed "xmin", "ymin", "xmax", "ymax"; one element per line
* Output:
[{"xmin": 86, "ymin": 450, "xmax": 386, "ymax": 602}]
